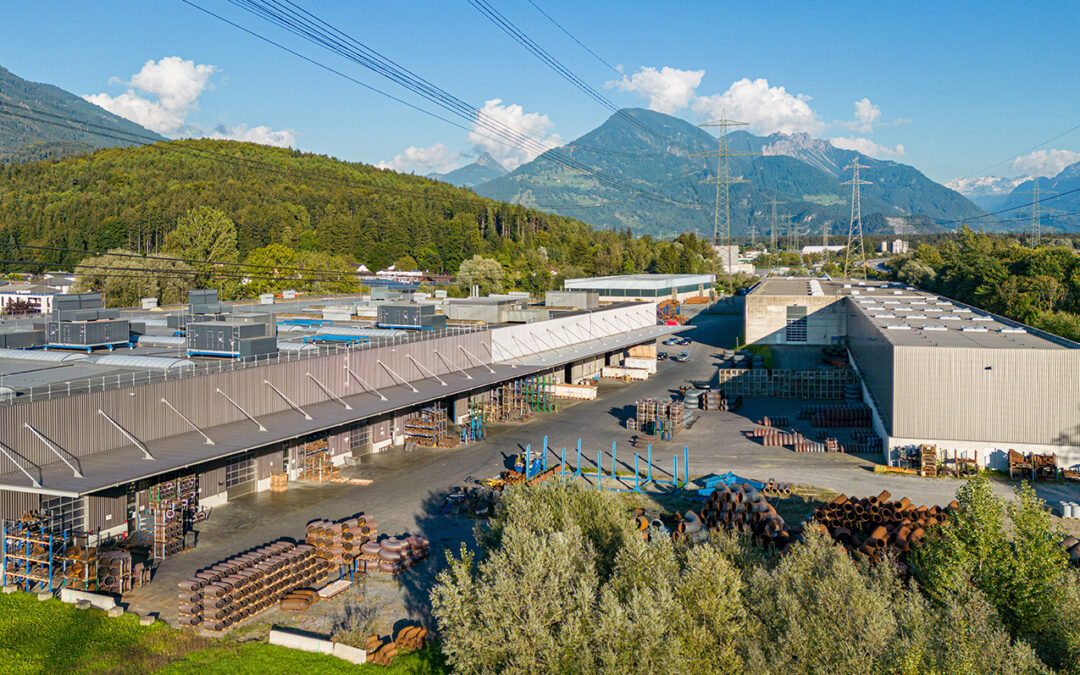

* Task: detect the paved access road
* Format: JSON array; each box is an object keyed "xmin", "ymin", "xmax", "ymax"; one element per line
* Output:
[{"xmin": 125, "ymin": 306, "xmax": 1070, "ymax": 629}]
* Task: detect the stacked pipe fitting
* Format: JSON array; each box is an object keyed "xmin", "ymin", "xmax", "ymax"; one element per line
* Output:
[
  {"xmin": 811, "ymin": 491, "xmax": 958, "ymax": 565},
  {"xmin": 359, "ymin": 535, "xmax": 430, "ymax": 575},
  {"xmin": 305, "ymin": 516, "xmax": 377, "ymax": 566},
  {"xmin": 96, "ymin": 550, "xmax": 132, "ymax": 593},
  {"xmin": 697, "ymin": 483, "xmax": 793, "ymax": 549},
  {"xmin": 749, "ymin": 428, "xmax": 805, "ymax": 448},
  {"xmin": 757, "ymin": 416, "xmax": 789, "ymax": 427},
  {"xmin": 177, "ymin": 540, "xmax": 332, "ymax": 631},
  {"xmin": 761, "ymin": 479, "xmax": 792, "ymax": 495},
  {"xmin": 365, "ymin": 634, "xmax": 399, "ymax": 666},
  {"xmin": 395, "ymin": 624, "xmax": 429, "ymax": 651}
]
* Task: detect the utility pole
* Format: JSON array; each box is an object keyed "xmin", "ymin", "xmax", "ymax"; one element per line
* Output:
[
  {"xmin": 690, "ymin": 114, "xmax": 760, "ymax": 292},
  {"xmin": 842, "ymin": 159, "xmax": 871, "ymax": 278},
  {"xmin": 1030, "ymin": 180, "xmax": 1041, "ymax": 248}
]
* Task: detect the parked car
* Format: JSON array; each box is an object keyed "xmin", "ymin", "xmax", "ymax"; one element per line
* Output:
[
  {"xmin": 662, "ymin": 337, "xmax": 679, "ymax": 345},
  {"xmin": 672, "ymin": 351, "xmax": 691, "ymax": 363},
  {"xmin": 657, "ymin": 351, "xmax": 668, "ymax": 361},
  {"xmin": 676, "ymin": 337, "xmax": 691, "ymax": 346}
]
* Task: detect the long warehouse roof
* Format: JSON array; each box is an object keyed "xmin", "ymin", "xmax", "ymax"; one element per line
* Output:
[{"xmin": 0, "ymin": 324, "xmax": 679, "ymax": 497}]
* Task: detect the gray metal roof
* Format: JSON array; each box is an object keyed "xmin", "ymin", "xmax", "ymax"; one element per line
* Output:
[
  {"xmin": 565, "ymin": 273, "xmax": 715, "ymax": 290},
  {"xmin": 0, "ymin": 324, "xmax": 678, "ymax": 496},
  {"xmin": 86, "ymin": 355, "xmax": 196, "ymax": 370}
]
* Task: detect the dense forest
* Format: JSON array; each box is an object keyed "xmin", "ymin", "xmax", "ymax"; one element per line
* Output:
[
  {"xmin": 888, "ymin": 226, "xmax": 1080, "ymax": 341},
  {"xmin": 0, "ymin": 139, "xmax": 715, "ymax": 302}
]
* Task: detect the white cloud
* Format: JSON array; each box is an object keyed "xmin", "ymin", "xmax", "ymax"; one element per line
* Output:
[
  {"xmin": 209, "ymin": 124, "xmax": 296, "ymax": 148},
  {"xmin": 945, "ymin": 175, "xmax": 1021, "ymax": 197},
  {"xmin": 468, "ymin": 98, "xmax": 562, "ymax": 170},
  {"xmin": 377, "ymin": 143, "xmax": 461, "ymax": 174},
  {"xmin": 828, "ymin": 136, "xmax": 905, "ymax": 159},
  {"xmin": 852, "ymin": 98, "xmax": 881, "ymax": 133},
  {"xmin": 84, "ymin": 57, "xmax": 295, "ymax": 146},
  {"xmin": 83, "ymin": 90, "xmax": 189, "ymax": 135},
  {"xmin": 691, "ymin": 78, "xmax": 824, "ymax": 135},
  {"xmin": 606, "ymin": 66, "xmax": 705, "ymax": 114},
  {"xmin": 1010, "ymin": 149, "xmax": 1080, "ymax": 178},
  {"xmin": 85, "ymin": 57, "xmax": 214, "ymax": 134}
]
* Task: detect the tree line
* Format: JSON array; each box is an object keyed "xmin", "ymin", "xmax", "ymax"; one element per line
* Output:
[{"xmin": 0, "ymin": 139, "xmax": 717, "ymax": 305}]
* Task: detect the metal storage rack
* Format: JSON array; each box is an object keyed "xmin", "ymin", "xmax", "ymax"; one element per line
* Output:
[
  {"xmin": 634, "ymin": 398, "xmax": 685, "ymax": 440},
  {"xmin": 716, "ymin": 369, "xmax": 855, "ymax": 399},
  {"xmin": 460, "ymin": 406, "xmax": 486, "ymax": 444},
  {"xmin": 1, "ymin": 514, "xmax": 100, "ymax": 592},
  {"xmin": 521, "ymin": 376, "xmax": 558, "ymax": 413},
  {"xmin": 297, "ymin": 439, "xmax": 338, "ymax": 482},
  {"xmin": 404, "ymin": 407, "xmax": 449, "ymax": 447}
]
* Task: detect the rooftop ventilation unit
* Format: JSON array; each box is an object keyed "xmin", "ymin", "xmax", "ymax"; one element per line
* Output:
[
  {"xmin": 908, "ymin": 314, "xmax": 927, "ymax": 319},
  {"xmin": 885, "ymin": 324, "xmax": 910, "ymax": 330},
  {"xmin": 961, "ymin": 326, "xmax": 988, "ymax": 332},
  {"xmin": 873, "ymin": 313, "xmax": 896, "ymax": 319},
  {"xmin": 923, "ymin": 325, "xmax": 948, "ymax": 331},
  {"xmin": 135, "ymin": 335, "xmax": 186, "ymax": 348},
  {"xmin": 1000, "ymin": 327, "xmax": 1027, "ymax": 334}
]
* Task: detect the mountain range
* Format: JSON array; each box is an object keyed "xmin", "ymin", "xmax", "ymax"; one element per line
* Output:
[
  {"xmin": 473, "ymin": 108, "xmax": 990, "ymax": 239},
  {"xmin": 0, "ymin": 65, "xmax": 164, "ymax": 163},
  {"xmin": 428, "ymin": 151, "xmax": 507, "ymax": 188}
]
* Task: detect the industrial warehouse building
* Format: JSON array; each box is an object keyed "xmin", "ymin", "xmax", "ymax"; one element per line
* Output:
[
  {"xmin": 564, "ymin": 273, "xmax": 715, "ymax": 302},
  {"xmin": 0, "ymin": 292, "xmax": 673, "ymax": 538},
  {"xmin": 744, "ymin": 278, "xmax": 1080, "ymax": 469}
]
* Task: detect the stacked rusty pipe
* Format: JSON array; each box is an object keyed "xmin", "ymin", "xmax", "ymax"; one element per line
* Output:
[
  {"xmin": 305, "ymin": 515, "xmax": 377, "ymax": 566},
  {"xmin": 366, "ymin": 634, "xmax": 400, "ymax": 666},
  {"xmin": 749, "ymin": 428, "xmax": 805, "ymax": 448},
  {"xmin": 1062, "ymin": 536, "xmax": 1080, "ymax": 567},
  {"xmin": 177, "ymin": 540, "xmax": 332, "ymax": 631},
  {"xmin": 358, "ymin": 535, "xmax": 430, "ymax": 575},
  {"xmin": 279, "ymin": 588, "xmax": 320, "ymax": 612},
  {"xmin": 395, "ymin": 624, "xmax": 429, "ymax": 651},
  {"xmin": 811, "ymin": 491, "xmax": 957, "ymax": 566},
  {"xmin": 697, "ymin": 483, "xmax": 793, "ymax": 549}
]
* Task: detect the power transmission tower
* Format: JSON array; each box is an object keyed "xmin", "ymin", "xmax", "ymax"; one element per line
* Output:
[
  {"xmin": 842, "ymin": 159, "xmax": 871, "ymax": 278},
  {"xmin": 690, "ymin": 114, "xmax": 760, "ymax": 291},
  {"xmin": 1030, "ymin": 180, "xmax": 1041, "ymax": 247},
  {"xmin": 749, "ymin": 222, "xmax": 757, "ymax": 247},
  {"xmin": 767, "ymin": 198, "xmax": 784, "ymax": 252}
]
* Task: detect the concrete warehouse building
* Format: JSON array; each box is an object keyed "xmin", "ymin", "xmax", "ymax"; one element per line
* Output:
[
  {"xmin": 0, "ymin": 293, "xmax": 675, "ymax": 538},
  {"xmin": 564, "ymin": 273, "xmax": 716, "ymax": 302},
  {"xmin": 744, "ymin": 277, "xmax": 1080, "ymax": 470}
]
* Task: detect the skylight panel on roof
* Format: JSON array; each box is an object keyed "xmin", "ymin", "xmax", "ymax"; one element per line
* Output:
[
  {"xmin": 941, "ymin": 315, "xmax": 961, "ymax": 321},
  {"xmin": 923, "ymin": 325, "xmax": 947, "ymax": 331},
  {"xmin": 961, "ymin": 326, "xmax": 988, "ymax": 332},
  {"xmin": 874, "ymin": 313, "xmax": 896, "ymax": 319},
  {"xmin": 885, "ymin": 324, "xmax": 910, "ymax": 330},
  {"xmin": 1000, "ymin": 327, "xmax": 1027, "ymax": 334}
]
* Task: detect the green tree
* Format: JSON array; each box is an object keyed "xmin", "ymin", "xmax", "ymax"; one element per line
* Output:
[
  {"xmin": 393, "ymin": 254, "xmax": 419, "ymax": 271},
  {"xmin": 162, "ymin": 206, "xmax": 240, "ymax": 295},
  {"xmin": 73, "ymin": 249, "xmax": 192, "ymax": 307},
  {"xmin": 455, "ymin": 255, "xmax": 504, "ymax": 295}
]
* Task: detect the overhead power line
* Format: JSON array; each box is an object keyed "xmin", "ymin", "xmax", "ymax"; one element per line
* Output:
[{"xmin": 183, "ymin": 0, "xmax": 697, "ymax": 209}]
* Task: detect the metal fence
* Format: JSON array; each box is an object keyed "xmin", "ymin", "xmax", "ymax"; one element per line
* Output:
[{"xmin": 0, "ymin": 325, "xmax": 488, "ymax": 406}]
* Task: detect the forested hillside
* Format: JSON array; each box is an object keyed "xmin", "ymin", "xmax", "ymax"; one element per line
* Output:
[
  {"xmin": 889, "ymin": 226, "xmax": 1080, "ymax": 340},
  {"xmin": 0, "ymin": 139, "xmax": 715, "ymax": 300}
]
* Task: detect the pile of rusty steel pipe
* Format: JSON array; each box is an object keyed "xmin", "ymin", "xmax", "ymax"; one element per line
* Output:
[
  {"xmin": 177, "ymin": 540, "xmax": 333, "ymax": 631},
  {"xmin": 697, "ymin": 483, "xmax": 793, "ymax": 549},
  {"xmin": 1062, "ymin": 536, "xmax": 1080, "ymax": 567},
  {"xmin": 800, "ymin": 404, "xmax": 871, "ymax": 428},
  {"xmin": 305, "ymin": 515, "xmax": 377, "ymax": 567},
  {"xmin": 357, "ymin": 535, "xmax": 430, "ymax": 575},
  {"xmin": 811, "ymin": 491, "xmax": 958, "ymax": 565},
  {"xmin": 756, "ymin": 416, "xmax": 789, "ymax": 428},
  {"xmin": 749, "ymin": 428, "xmax": 805, "ymax": 448},
  {"xmin": 762, "ymin": 479, "xmax": 792, "ymax": 495}
]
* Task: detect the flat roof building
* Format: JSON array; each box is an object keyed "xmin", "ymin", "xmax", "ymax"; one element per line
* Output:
[
  {"xmin": 564, "ymin": 273, "xmax": 715, "ymax": 302},
  {"xmin": 743, "ymin": 277, "xmax": 1080, "ymax": 469}
]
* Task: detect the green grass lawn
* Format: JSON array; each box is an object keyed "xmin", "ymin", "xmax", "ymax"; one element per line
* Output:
[{"xmin": 0, "ymin": 593, "xmax": 447, "ymax": 674}]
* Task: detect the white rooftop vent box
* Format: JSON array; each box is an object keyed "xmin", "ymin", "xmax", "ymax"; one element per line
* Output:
[
  {"xmin": 873, "ymin": 313, "xmax": 896, "ymax": 319},
  {"xmin": 952, "ymin": 308, "xmax": 973, "ymax": 314},
  {"xmin": 893, "ymin": 290, "xmax": 903, "ymax": 295},
  {"xmin": 843, "ymin": 284, "xmax": 852, "ymax": 289},
  {"xmin": 961, "ymin": 326, "xmax": 989, "ymax": 332},
  {"xmin": 1000, "ymin": 327, "xmax": 1027, "ymax": 334},
  {"xmin": 941, "ymin": 315, "xmax": 961, "ymax": 321},
  {"xmin": 435, "ymin": 290, "xmax": 448, "ymax": 299},
  {"xmin": 883, "ymin": 300, "xmax": 900, "ymax": 305},
  {"xmin": 259, "ymin": 294, "xmax": 275, "ymax": 305},
  {"xmin": 894, "ymin": 307, "xmax": 912, "ymax": 312},
  {"xmin": 141, "ymin": 297, "xmax": 158, "ymax": 310},
  {"xmin": 925, "ymin": 308, "xmax": 942, "ymax": 313},
  {"xmin": 850, "ymin": 290, "xmax": 860, "ymax": 295},
  {"xmin": 282, "ymin": 289, "xmax": 297, "ymax": 299},
  {"xmin": 972, "ymin": 316, "xmax": 994, "ymax": 322},
  {"xmin": 857, "ymin": 282, "xmax": 867, "ymax": 286},
  {"xmin": 911, "ymin": 301, "xmax": 926, "ymax": 306},
  {"xmin": 923, "ymin": 325, "xmax": 947, "ymax": 331},
  {"xmin": 908, "ymin": 314, "xmax": 927, "ymax": 319},
  {"xmin": 885, "ymin": 324, "xmax": 911, "ymax": 330},
  {"xmin": 905, "ymin": 286, "xmax": 916, "ymax": 291}
]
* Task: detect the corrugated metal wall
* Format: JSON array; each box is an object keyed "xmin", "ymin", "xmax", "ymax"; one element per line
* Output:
[
  {"xmin": 892, "ymin": 345, "xmax": 1080, "ymax": 444},
  {"xmin": 199, "ymin": 465, "xmax": 227, "ymax": 498},
  {"xmin": 87, "ymin": 491, "xmax": 125, "ymax": 532},
  {"xmin": 847, "ymin": 304, "xmax": 895, "ymax": 431},
  {"xmin": 256, "ymin": 447, "xmax": 283, "ymax": 479},
  {"xmin": 0, "ymin": 332, "xmax": 487, "ymax": 477},
  {"xmin": 0, "ymin": 490, "xmax": 39, "ymax": 520}
]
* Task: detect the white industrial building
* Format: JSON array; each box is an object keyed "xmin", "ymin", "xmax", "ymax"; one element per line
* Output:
[{"xmin": 564, "ymin": 273, "xmax": 715, "ymax": 302}]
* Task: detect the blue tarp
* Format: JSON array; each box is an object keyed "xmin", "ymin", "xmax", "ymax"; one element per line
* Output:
[{"xmin": 695, "ymin": 472, "xmax": 764, "ymax": 496}]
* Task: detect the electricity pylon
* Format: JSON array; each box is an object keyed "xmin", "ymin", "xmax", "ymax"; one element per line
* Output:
[
  {"xmin": 748, "ymin": 222, "xmax": 757, "ymax": 247},
  {"xmin": 690, "ymin": 114, "xmax": 759, "ymax": 291},
  {"xmin": 1031, "ymin": 180, "xmax": 1041, "ymax": 247},
  {"xmin": 767, "ymin": 198, "xmax": 784, "ymax": 252},
  {"xmin": 842, "ymin": 159, "xmax": 871, "ymax": 278}
]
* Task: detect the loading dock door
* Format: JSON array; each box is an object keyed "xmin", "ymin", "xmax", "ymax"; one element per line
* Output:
[{"xmin": 225, "ymin": 456, "xmax": 256, "ymax": 499}]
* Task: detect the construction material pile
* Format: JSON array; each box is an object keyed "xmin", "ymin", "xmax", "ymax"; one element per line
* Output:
[
  {"xmin": 297, "ymin": 439, "xmax": 340, "ymax": 482},
  {"xmin": 364, "ymin": 624, "xmax": 429, "ymax": 666},
  {"xmin": 177, "ymin": 540, "xmax": 332, "ymax": 631},
  {"xmin": 358, "ymin": 535, "xmax": 430, "ymax": 575},
  {"xmin": 279, "ymin": 588, "xmax": 320, "ymax": 612},
  {"xmin": 95, "ymin": 549, "xmax": 133, "ymax": 593},
  {"xmin": 685, "ymin": 388, "xmax": 741, "ymax": 412},
  {"xmin": 1008, "ymin": 449, "xmax": 1058, "ymax": 480},
  {"xmin": 757, "ymin": 415, "xmax": 789, "ymax": 427},
  {"xmin": 748, "ymin": 427, "xmax": 805, "ymax": 448},
  {"xmin": 632, "ymin": 398, "xmax": 685, "ymax": 439},
  {"xmin": 697, "ymin": 483, "xmax": 793, "ymax": 548},
  {"xmin": 811, "ymin": 491, "xmax": 957, "ymax": 565},
  {"xmin": 1061, "ymin": 536, "xmax": 1080, "ymax": 567},
  {"xmin": 305, "ymin": 515, "xmax": 378, "ymax": 567},
  {"xmin": 799, "ymin": 403, "xmax": 871, "ymax": 428}
]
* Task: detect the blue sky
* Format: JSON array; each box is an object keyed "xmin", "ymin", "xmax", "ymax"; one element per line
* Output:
[{"xmin": 3, "ymin": 1, "xmax": 1079, "ymax": 194}]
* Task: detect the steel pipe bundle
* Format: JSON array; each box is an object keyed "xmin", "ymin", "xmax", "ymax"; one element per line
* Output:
[
  {"xmin": 811, "ymin": 492, "xmax": 958, "ymax": 566},
  {"xmin": 762, "ymin": 479, "xmax": 792, "ymax": 495},
  {"xmin": 366, "ymin": 634, "xmax": 399, "ymax": 666},
  {"xmin": 757, "ymin": 416, "xmax": 789, "ymax": 428},
  {"xmin": 696, "ymin": 484, "xmax": 793, "ymax": 549},
  {"xmin": 395, "ymin": 625, "xmax": 429, "ymax": 651},
  {"xmin": 305, "ymin": 516, "xmax": 377, "ymax": 566},
  {"xmin": 177, "ymin": 540, "xmax": 332, "ymax": 631},
  {"xmin": 799, "ymin": 403, "xmax": 871, "ymax": 428},
  {"xmin": 750, "ymin": 428, "xmax": 805, "ymax": 448}
]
